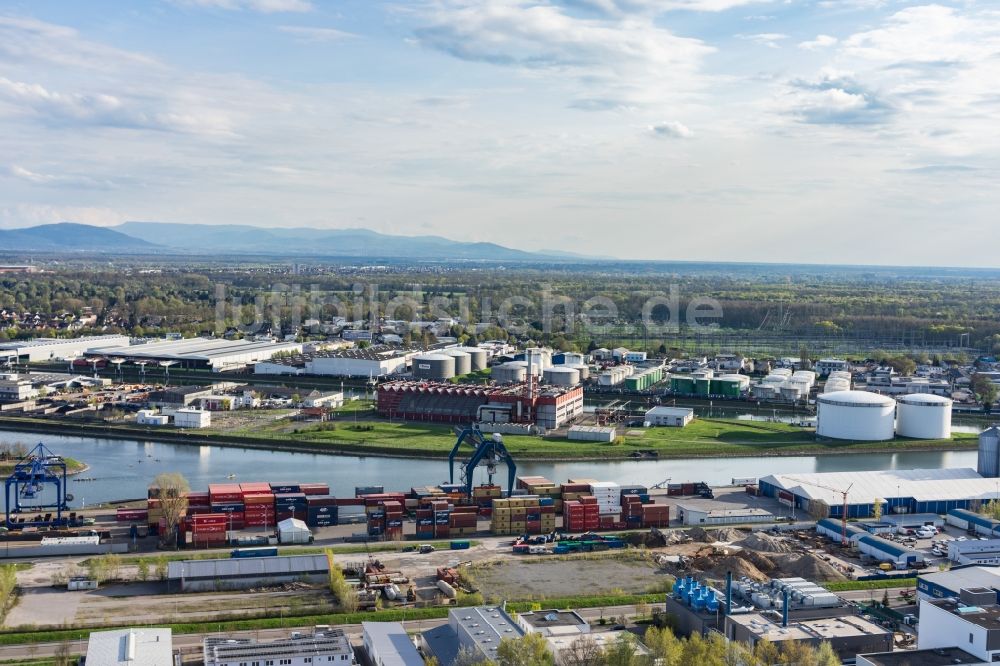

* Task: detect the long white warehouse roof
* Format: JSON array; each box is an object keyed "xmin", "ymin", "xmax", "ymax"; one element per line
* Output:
[
  {"xmin": 761, "ymin": 468, "xmax": 1000, "ymax": 505},
  {"xmin": 88, "ymin": 337, "xmax": 301, "ymax": 362}
]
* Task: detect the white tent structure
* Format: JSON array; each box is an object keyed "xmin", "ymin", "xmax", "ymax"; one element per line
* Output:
[{"xmin": 277, "ymin": 518, "xmax": 312, "ymax": 545}]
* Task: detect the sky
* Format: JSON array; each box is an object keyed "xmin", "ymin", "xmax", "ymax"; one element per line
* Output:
[{"xmin": 1, "ymin": 0, "xmax": 999, "ymax": 265}]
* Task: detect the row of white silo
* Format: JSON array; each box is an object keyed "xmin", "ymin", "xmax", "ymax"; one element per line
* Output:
[
  {"xmin": 598, "ymin": 365, "xmax": 635, "ymax": 386},
  {"xmin": 823, "ymin": 371, "xmax": 852, "ymax": 393},
  {"xmin": 411, "ymin": 346, "xmax": 488, "ymax": 380},
  {"xmin": 816, "ymin": 390, "xmax": 952, "ymax": 441}
]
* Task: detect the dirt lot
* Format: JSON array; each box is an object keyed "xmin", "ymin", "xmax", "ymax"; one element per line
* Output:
[{"xmin": 468, "ymin": 553, "xmax": 667, "ymax": 601}]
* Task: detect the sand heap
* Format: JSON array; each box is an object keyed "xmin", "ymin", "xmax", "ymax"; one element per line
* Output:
[
  {"xmin": 710, "ymin": 528, "xmax": 749, "ymax": 543},
  {"xmin": 738, "ymin": 532, "xmax": 795, "ymax": 554}
]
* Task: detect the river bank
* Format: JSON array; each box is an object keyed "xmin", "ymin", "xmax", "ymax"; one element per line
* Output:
[{"xmin": 0, "ymin": 415, "xmax": 979, "ymax": 462}]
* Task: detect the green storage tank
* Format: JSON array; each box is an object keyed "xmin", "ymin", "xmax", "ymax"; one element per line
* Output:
[
  {"xmin": 672, "ymin": 376, "xmax": 695, "ymax": 394},
  {"xmin": 695, "ymin": 377, "xmax": 711, "ymax": 396},
  {"xmin": 625, "ymin": 377, "xmax": 639, "ymax": 391},
  {"xmin": 714, "ymin": 378, "xmax": 741, "ymax": 397}
]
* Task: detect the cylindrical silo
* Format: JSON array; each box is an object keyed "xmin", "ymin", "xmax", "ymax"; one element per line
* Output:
[
  {"xmin": 543, "ymin": 366, "xmax": 580, "ymax": 386},
  {"xmin": 492, "ymin": 361, "xmax": 527, "ymax": 384},
  {"xmin": 895, "ymin": 394, "xmax": 952, "ymax": 439},
  {"xmin": 978, "ymin": 427, "xmax": 1000, "ymax": 478},
  {"xmin": 442, "ymin": 349, "xmax": 471, "ymax": 376},
  {"xmin": 412, "ymin": 353, "xmax": 455, "ymax": 380},
  {"xmin": 457, "ymin": 346, "xmax": 487, "ymax": 371},
  {"xmin": 568, "ymin": 363, "xmax": 590, "ymax": 380},
  {"xmin": 816, "ymin": 390, "xmax": 896, "ymax": 441}
]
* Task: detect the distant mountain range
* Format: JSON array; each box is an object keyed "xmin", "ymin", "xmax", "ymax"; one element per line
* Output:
[{"xmin": 0, "ymin": 221, "xmax": 590, "ymax": 261}]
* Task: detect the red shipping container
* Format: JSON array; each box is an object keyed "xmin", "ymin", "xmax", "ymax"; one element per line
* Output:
[{"xmin": 300, "ymin": 483, "xmax": 330, "ymax": 496}]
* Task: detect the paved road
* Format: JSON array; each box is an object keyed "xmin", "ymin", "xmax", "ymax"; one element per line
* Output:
[{"xmin": 0, "ymin": 603, "xmax": 648, "ymax": 662}]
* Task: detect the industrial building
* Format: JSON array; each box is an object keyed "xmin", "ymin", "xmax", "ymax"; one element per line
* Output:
[
  {"xmin": 173, "ymin": 408, "xmax": 211, "ymax": 428},
  {"xmin": 644, "ymin": 406, "xmax": 694, "ymax": 427},
  {"xmin": 376, "ymin": 381, "xmax": 583, "ymax": 429},
  {"xmin": 255, "ymin": 348, "xmax": 412, "ymax": 378},
  {"xmin": 675, "ymin": 504, "xmax": 773, "ymax": 526},
  {"xmin": 147, "ymin": 385, "xmax": 218, "ymax": 408},
  {"xmin": 82, "ymin": 628, "xmax": 178, "ymax": 666},
  {"xmin": 815, "ymin": 358, "xmax": 850, "ymax": 376},
  {"xmin": 816, "ymin": 390, "xmax": 896, "ymax": 441},
  {"xmin": 87, "ymin": 337, "xmax": 303, "ymax": 372},
  {"xmin": 203, "ymin": 629, "xmax": 355, "ymax": 666},
  {"xmin": 760, "ymin": 468, "xmax": 1000, "ymax": 518},
  {"xmin": 855, "ymin": 534, "xmax": 922, "ymax": 568},
  {"xmin": 166, "ymin": 554, "xmax": 329, "ymax": 592},
  {"xmin": 945, "ymin": 508, "xmax": 1000, "ymax": 538},
  {"xmin": 363, "ymin": 622, "xmax": 423, "ymax": 666},
  {"xmin": 918, "ymin": 591, "xmax": 1000, "ymax": 662},
  {"xmin": 724, "ymin": 612, "xmax": 891, "ymax": 659},
  {"xmin": 0, "ymin": 334, "xmax": 131, "ymax": 363},
  {"xmin": 948, "ymin": 539, "xmax": 1000, "ymax": 566},
  {"xmin": 857, "ymin": 647, "xmax": 987, "ymax": 666},
  {"xmin": 567, "ymin": 425, "xmax": 616, "ymax": 443},
  {"xmin": 421, "ymin": 606, "xmax": 525, "ymax": 665},
  {"xmin": 918, "ymin": 565, "xmax": 1000, "ymax": 602}
]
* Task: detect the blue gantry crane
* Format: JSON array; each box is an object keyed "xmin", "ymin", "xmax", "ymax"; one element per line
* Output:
[
  {"xmin": 448, "ymin": 426, "xmax": 517, "ymax": 497},
  {"xmin": 5, "ymin": 443, "xmax": 73, "ymax": 528}
]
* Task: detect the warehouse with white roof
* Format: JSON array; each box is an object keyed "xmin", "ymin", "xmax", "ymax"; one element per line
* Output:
[
  {"xmin": 87, "ymin": 337, "xmax": 302, "ymax": 372},
  {"xmin": 760, "ymin": 468, "xmax": 1000, "ymax": 518}
]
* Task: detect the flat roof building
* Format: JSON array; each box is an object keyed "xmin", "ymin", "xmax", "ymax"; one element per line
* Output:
[
  {"xmin": 87, "ymin": 337, "xmax": 302, "ymax": 372},
  {"xmin": 0, "ymin": 334, "xmax": 131, "ymax": 363},
  {"xmin": 644, "ymin": 406, "xmax": 694, "ymax": 427},
  {"xmin": 857, "ymin": 647, "xmax": 987, "ymax": 666},
  {"xmin": 363, "ymin": 622, "xmax": 423, "ymax": 666},
  {"xmin": 676, "ymin": 504, "xmax": 773, "ymax": 526},
  {"xmin": 918, "ymin": 592, "xmax": 1000, "ymax": 662},
  {"xmin": 203, "ymin": 628, "xmax": 355, "ymax": 666},
  {"xmin": 725, "ymin": 612, "xmax": 892, "ymax": 660},
  {"xmin": 167, "ymin": 554, "xmax": 329, "ymax": 593},
  {"xmin": 918, "ymin": 565, "xmax": 1000, "ymax": 602},
  {"xmin": 423, "ymin": 607, "xmax": 525, "ymax": 665},
  {"xmin": 82, "ymin": 628, "xmax": 177, "ymax": 666}
]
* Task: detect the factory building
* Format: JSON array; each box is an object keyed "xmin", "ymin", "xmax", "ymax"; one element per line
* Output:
[
  {"xmin": 363, "ymin": 622, "xmax": 423, "ymax": 666},
  {"xmin": 947, "ymin": 539, "xmax": 1000, "ymax": 566},
  {"xmin": 856, "ymin": 534, "xmax": 922, "ymax": 568},
  {"xmin": 644, "ymin": 406, "xmax": 694, "ymax": 427},
  {"xmin": 815, "ymin": 358, "xmax": 850, "ymax": 376},
  {"xmin": 254, "ymin": 347, "xmax": 413, "ymax": 378},
  {"xmin": 917, "ymin": 565, "xmax": 1000, "ymax": 602},
  {"xmin": 918, "ymin": 591, "xmax": 1000, "ymax": 662},
  {"xmin": 675, "ymin": 504, "xmax": 773, "ymax": 526},
  {"xmin": 173, "ymin": 408, "xmax": 211, "ymax": 429},
  {"xmin": 816, "ymin": 390, "xmax": 896, "ymax": 441},
  {"xmin": 203, "ymin": 629, "xmax": 355, "ymax": 666},
  {"xmin": 945, "ymin": 509, "xmax": 1000, "ymax": 538},
  {"xmin": 567, "ymin": 425, "xmax": 617, "ymax": 443},
  {"xmin": 0, "ymin": 334, "xmax": 131, "ymax": 363},
  {"xmin": 166, "ymin": 554, "xmax": 329, "ymax": 592},
  {"xmin": 857, "ymin": 647, "xmax": 987, "ymax": 666},
  {"xmin": 724, "ymin": 613, "xmax": 891, "ymax": 660},
  {"xmin": 88, "ymin": 337, "xmax": 303, "ymax": 372},
  {"xmin": 760, "ymin": 468, "xmax": 1000, "ymax": 519},
  {"xmin": 816, "ymin": 518, "xmax": 868, "ymax": 544},
  {"xmin": 82, "ymin": 628, "xmax": 177, "ymax": 666},
  {"xmin": 376, "ymin": 381, "xmax": 582, "ymax": 429}
]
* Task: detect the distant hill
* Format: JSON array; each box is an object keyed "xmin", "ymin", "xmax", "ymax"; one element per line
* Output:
[
  {"xmin": 0, "ymin": 223, "xmax": 159, "ymax": 252},
  {"xmin": 115, "ymin": 222, "xmax": 558, "ymax": 260}
]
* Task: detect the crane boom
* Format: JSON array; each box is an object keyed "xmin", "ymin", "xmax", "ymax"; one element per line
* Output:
[{"xmin": 785, "ymin": 476, "xmax": 854, "ymax": 545}]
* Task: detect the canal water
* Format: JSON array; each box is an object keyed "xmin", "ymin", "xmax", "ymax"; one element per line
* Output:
[{"xmin": 0, "ymin": 429, "xmax": 980, "ymax": 509}]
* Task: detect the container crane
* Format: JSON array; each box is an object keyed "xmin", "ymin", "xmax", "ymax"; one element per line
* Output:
[
  {"xmin": 448, "ymin": 426, "xmax": 517, "ymax": 497},
  {"xmin": 5, "ymin": 443, "xmax": 74, "ymax": 528},
  {"xmin": 785, "ymin": 476, "xmax": 854, "ymax": 545}
]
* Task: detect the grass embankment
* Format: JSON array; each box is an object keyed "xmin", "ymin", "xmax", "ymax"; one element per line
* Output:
[
  {"xmin": 822, "ymin": 578, "xmax": 916, "ymax": 592},
  {"xmin": 0, "ymin": 413, "xmax": 977, "ymax": 460},
  {"xmin": 0, "ymin": 592, "xmax": 664, "ymax": 646},
  {"xmin": 0, "ymin": 456, "xmax": 85, "ymax": 475}
]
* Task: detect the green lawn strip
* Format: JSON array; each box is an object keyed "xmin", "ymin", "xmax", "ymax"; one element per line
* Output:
[
  {"xmin": 822, "ymin": 578, "xmax": 916, "ymax": 592},
  {"xmin": 0, "ymin": 593, "xmax": 664, "ymax": 646}
]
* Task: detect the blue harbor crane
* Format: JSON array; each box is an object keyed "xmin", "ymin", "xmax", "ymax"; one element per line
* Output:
[
  {"xmin": 448, "ymin": 426, "xmax": 517, "ymax": 497},
  {"xmin": 4, "ymin": 443, "xmax": 73, "ymax": 528}
]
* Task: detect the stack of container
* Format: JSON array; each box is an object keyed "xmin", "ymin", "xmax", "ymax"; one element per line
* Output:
[
  {"xmin": 190, "ymin": 513, "xmax": 227, "ymax": 547},
  {"xmin": 641, "ymin": 503, "xmax": 670, "ymax": 528},
  {"xmin": 306, "ymin": 496, "xmax": 338, "ymax": 529},
  {"xmin": 415, "ymin": 500, "xmax": 435, "ymax": 540},
  {"xmin": 449, "ymin": 506, "xmax": 478, "ymax": 537},
  {"xmin": 300, "ymin": 483, "xmax": 331, "ymax": 496},
  {"xmin": 622, "ymin": 494, "xmax": 644, "ymax": 529},
  {"xmin": 560, "ymin": 481, "xmax": 592, "ymax": 514},
  {"xmin": 384, "ymin": 500, "xmax": 403, "ymax": 540},
  {"xmin": 589, "ymin": 481, "xmax": 622, "ymax": 516},
  {"xmin": 472, "ymin": 484, "xmax": 502, "ymax": 516},
  {"xmin": 116, "ymin": 508, "xmax": 148, "ymax": 523},
  {"xmin": 491, "ymin": 499, "xmax": 512, "ymax": 535},
  {"xmin": 366, "ymin": 500, "xmax": 386, "ymax": 539},
  {"xmin": 563, "ymin": 497, "xmax": 599, "ymax": 532},
  {"xmin": 433, "ymin": 499, "xmax": 451, "ymax": 540},
  {"xmin": 363, "ymin": 493, "xmax": 407, "ymax": 540},
  {"xmin": 275, "ymin": 493, "xmax": 308, "ymax": 521}
]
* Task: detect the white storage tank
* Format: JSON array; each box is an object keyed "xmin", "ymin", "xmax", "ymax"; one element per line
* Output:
[
  {"xmin": 442, "ymin": 349, "xmax": 472, "ymax": 376},
  {"xmin": 567, "ymin": 363, "xmax": 590, "ymax": 381},
  {"xmin": 412, "ymin": 353, "xmax": 456, "ymax": 380},
  {"xmin": 895, "ymin": 393, "xmax": 952, "ymax": 439},
  {"xmin": 457, "ymin": 346, "xmax": 488, "ymax": 371},
  {"xmin": 816, "ymin": 390, "xmax": 896, "ymax": 441},
  {"xmin": 492, "ymin": 361, "xmax": 527, "ymax": 384},
  {"xmin": 543, "ymin": 366, "xmax": 580, "ymax": 386}
]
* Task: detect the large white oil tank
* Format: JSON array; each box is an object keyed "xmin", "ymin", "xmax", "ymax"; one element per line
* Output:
[
  {"xmin": 895, "ymin": 393, "xmax": 952, "ymax": 439},
  {"xmin": 816, "ymin": 390, "xmax": 896, "ymax": 441},
  {"xmin": 412, "ymin": 353, "xmax": 455, "ymax": 380},
  {"xmin": 457, "ymin": 346, "xmax": 488, "ymax": 371},
  {"xmin": 442, "ymin": 349, "xmax": 472, "ymax": 376},
  {"xmin": 978, "ymin": 426, "xmax": 1000, "ymax": 478},
  {"xmin": 543, "ymin": 366, "xmax": 580, "ymax": 386},
  {"xmin": 492, "ymin": 361, "xmax": 528, "ymax": 384},
  {"xmin": 567, "ymin": 363, "xmax": 590, "ymax": 381}
]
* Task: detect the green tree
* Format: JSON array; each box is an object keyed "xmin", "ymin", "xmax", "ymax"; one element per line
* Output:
[
  {"xmin": 643, "ymin": 627, "xmax": 684, "ymax": 666},
  {"xmin": 815, "ymin": 642, "xmax": 839, "ymax": 666},
  {"xmin": 137, "ymin": 558, "xmax": 150, "ymax": 582},
  {"xmin": 872, "ymin": 498, "xmax": 884, "ymax": 522},
  {"xmin": 496, "ymin": 632, "xmax": 553, "ymax": 666},
  {"xmin": 972, "ymin": 373, "xmax": 999, "ymax": 409},
  {"xmin": 152, "ymin": 472, "xmax": 190, "ymax": 549}
]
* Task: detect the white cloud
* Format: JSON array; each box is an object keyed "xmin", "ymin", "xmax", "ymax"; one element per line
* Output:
[
  {"xmin": 0, "ymin": 15, "xmax": 159, "ymax": 70},
  {"xmin": 649, "ymin": 120, "xmax": 692, "ymax": 138},
  {"xmin": 566, "ymin": 0, "xmax": 772, "ymax": 12},
  {"xmin": 798, "ymin": 34, "xmax": 838, "ymax": 50},
  {"xmin": 5, "ymin": 164, "xmax": 117, "ymax": 189},
  {"xmin": 737, "ymin": 32, "xmax": 788, "ymax": 48},
  {"xmin": 278, "ymin": 26, "xmax": 357, "ymax": 42},
  {"xmin": 779, "ymin": 69, "xmax": 894, "ymax": 125},
  {"xmin": 170, "ymin": 0, "xmax": 312, "ymax": 13},
  {"xmin": 412, "ymin": 0, "xmax": 714, "ymax": 109}
]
